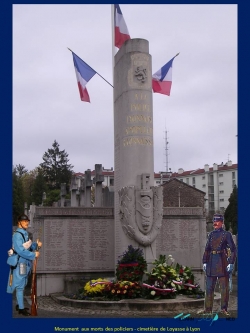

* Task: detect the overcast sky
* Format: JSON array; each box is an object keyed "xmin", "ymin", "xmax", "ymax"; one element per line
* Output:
[{"xmin": 13, "ymin": 4, "xmax": 237, "ymax": 174}]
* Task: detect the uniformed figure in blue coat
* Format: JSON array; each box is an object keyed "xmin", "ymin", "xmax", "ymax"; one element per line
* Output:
[
  {"xmin": 7, "ymin": 214, "xmax": 42, "ymax": 316},
  {"xmin": 198, "ymin": 214, "xmax": 236, "ymax": 316}
]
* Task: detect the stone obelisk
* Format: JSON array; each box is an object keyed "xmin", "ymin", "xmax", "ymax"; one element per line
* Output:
[{"xmin": 114, "ymin": 39, "xmax": 163, "ymax": 269}]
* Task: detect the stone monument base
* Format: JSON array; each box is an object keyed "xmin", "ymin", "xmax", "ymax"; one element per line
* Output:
[
  {"xmin": 37, "ymin": 272, "xmax": 114, "ymax": 296},
  {"xmin": 50, "ymin": 292, "xmax": 221, "ymax": 313}
]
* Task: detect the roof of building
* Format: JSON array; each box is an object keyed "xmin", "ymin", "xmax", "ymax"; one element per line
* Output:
[
  {"xmin": 73, "ymin": 162, "xmax": 237, "ymax": 179},
  {"xmin": 161, "ymin": 177, "xmax": 206, "ymax": 195},
  {"xmin": 155, "ymin": 162, "xmax": 237, "ymax": 179}
]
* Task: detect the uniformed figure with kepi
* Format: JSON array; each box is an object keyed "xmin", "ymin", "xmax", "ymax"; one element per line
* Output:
[
  {"xmin": 198, "ymin": 213, "xmax": 237, "ymax": 316},
  {"xmin": 6, "ymin": 214, "xmax": 42, "ymax": 316}
]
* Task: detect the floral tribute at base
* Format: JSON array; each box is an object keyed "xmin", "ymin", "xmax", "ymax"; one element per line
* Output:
[{"xmin": 64, "ymin": 246, "xmax": 204, "ymax": 301}]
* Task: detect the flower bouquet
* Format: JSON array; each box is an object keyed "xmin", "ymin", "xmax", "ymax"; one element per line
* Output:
[
  {"xmin": 143, "ymin": 255, "xmax": 178, "ymax": 299},
  {"xmin": 116, "ymin": 245, "xmax": 147, "ymax": 282},
  {"xmin": 175, "ymin": 263, "xmax": 205, "ymax": 298},
  {"xmin": 82, "ymin": 278, "xmax": 110, "ymax": 299},
  {"xmin": 102, "ymin": 280, "xmax": 142, "ymax": 301}
]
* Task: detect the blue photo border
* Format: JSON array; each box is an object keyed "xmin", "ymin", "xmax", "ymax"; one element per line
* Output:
[{"xmin": 1, "ymin": 1, "xmax": 247, "ymax": 333}]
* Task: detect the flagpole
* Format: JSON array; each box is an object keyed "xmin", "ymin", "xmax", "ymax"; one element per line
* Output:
[
  {"xmin": 111, "ymin": 5, "xmax": 115, "ymax": 85},
  {"xmin": 67, "ymin": 48, "xmax": 113, "ymax": 88}
]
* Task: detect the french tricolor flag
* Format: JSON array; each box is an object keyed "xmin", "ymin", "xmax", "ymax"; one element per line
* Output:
[
  {"xmin": 114, "ymin": 4, "xmax": 130, "ymax": 49},
  {"xmin": 152, "ymin": 53, "xmax": 179, "ymax": 96},
  {"xmin": 72, "ymin": 52, "xmax": 96, "ymax": 103}
]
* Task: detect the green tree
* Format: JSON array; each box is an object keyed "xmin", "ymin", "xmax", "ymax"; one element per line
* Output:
[
  {"xmin": 13, "ymin": 166, "xmax": 25, "ymax": 225},
  {"xmin": 22, "ymin": 168, "xmax": 39, "ymax": 206},
  {"xmin": 44, "ymin": 189, "xmax": 61, "ymax": 206},
  {"xmin": 39, "ymin": 140, "xmax": 74, "ymax": 191},
  {"xmin": 31, "ymin": 169, "xmax": 49, "ymax": 206},
  {"xmin": 224, "ymin": 186, "xmax": 238, "ymax": 234},
  {"xmin": 15, "ymin": 164, "xmax": 28, "ymax": 177}
]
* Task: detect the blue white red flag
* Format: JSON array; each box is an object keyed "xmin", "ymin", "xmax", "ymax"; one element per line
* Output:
[
  {"xmin": 72, "ymin": 52, "xmax": 96, "ymax": 103},
  {"xmin": 114, "ymin": 4, "xmax": 130, "ymax": 49},
  {"xmin": 152, "ymin": 53, "xmax": 179, "ymax": 96}
]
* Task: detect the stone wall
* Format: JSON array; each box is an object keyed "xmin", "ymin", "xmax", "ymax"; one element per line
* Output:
[
  {"xmin": 32, "ymin": 207, "xmax": 114, "ymax": 296},
  {"xmin": 156, "ymin": 207, "xmax": 206, "ymax": 289},
  {"xmin": 31, "ymin": 206, "xmax": 206, "ymax": 295}
]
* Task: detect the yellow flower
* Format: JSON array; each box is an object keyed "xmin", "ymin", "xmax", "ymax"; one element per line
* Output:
[
  {"xmin": 84, "ymin": 278, "xmax": 109, "ymax": 295},
  {"xmin": 117, "ymin": 290, "xmax": 121, "ymax": 294},
  {"xmin": 123, "ymin": 290, "xmax": 127, "ymax": 294},
  {"xmin": 111, "ymin": 289, "xmax": 116, "ymax": 293}
]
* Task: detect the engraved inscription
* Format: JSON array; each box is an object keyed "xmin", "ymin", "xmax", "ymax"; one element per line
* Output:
[
  {"xmin": 36, "ymin": 207, "xmax": 113, "ymax": 216},
  {"xmin": 156, "ymin": 220, "xmax": 178, "ymax": 252},
  {"xmin": 130, "ymin": 104, "xmax": 150, "ymax": 112},
  {"xmin": 163, "ymin": 207, "xmax": 203, "ymax": 216},
  {"xmin": 126, "ymin": 115, "xmax": 152, "ymax": 123},
  {"xmin": 125, "ymin": 126, "xmax": 153, "ymax": 135},
  {"xmin": 34, "ymin": 219, "xmax": 114, "ymax": 272},
  {"xmin": 135, "ymin": 93, "xmax": 147, "ymax": 100},
  {"xmin": 156, "ymin": 219, "xmax": 199, "ymax": 253},
  {"xmin": 123, "ymin": 137, "xmax": 153, "ymax": 146}
]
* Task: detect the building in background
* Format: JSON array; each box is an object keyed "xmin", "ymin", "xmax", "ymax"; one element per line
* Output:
[
  {"xmin": 155, "ymin": 161, "xmax": 237, "ymax": 217},
  {"xmin": 73, "ymin": 161, "xmax": 237, "ymax": 217}
]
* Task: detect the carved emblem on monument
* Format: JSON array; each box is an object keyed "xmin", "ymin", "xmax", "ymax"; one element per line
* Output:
[
  {"xmin": 119, "ymin": 174, "xmax": 163, "ymax": 246},
  {"xmin": 128, "ymin": 54, "xmax": 151, "ymax": 89},
  {"xmin": 134, "ymin": 66, "xmax": 147, "ymax": 83}
]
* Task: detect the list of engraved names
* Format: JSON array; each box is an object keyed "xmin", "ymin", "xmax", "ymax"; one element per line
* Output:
[
  {"xmin": 157, "ymin": 219, "xmax": 199, "ymax": 253},
  {"xmin": 36, "ymin": 219, "xmax": 114, "ymax": 272}
]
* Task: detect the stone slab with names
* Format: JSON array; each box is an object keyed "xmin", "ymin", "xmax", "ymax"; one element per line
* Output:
[
  {"xmin": 156, "ymin": 218, "xmax": 203, "ymax": 268},
  {"xmin": 35, "ymin": 207, "xmax": 114, "ymax": 216},
  {"xmin": 163, "ymin": 207, "xmax": 204, "ymax": 216},
  {"xmin": 33, "ymin": 218, "xmax": 114, "ymax": 272}
]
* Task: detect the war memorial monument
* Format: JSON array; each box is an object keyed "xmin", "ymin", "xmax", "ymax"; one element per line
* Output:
[{"xmin": 29, "ymin": 39, "xmax": 206, "ymax": 297}]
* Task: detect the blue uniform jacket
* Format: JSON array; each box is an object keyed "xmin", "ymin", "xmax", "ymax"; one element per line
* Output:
[
  {"xmin": 202, "ymin": 228, "xmax": 236, "ymax": 277},
  {"xmin": 7, "ymin": 228, "xmax": 37, "ymax": 293}
]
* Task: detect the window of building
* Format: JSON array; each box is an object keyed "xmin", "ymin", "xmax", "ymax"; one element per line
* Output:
[
  {"xmin": 232, "ymin": 172, "xmax": 235, "ymax": 179},
  {"xmin": 209, "ymin": 194, "xmax": 214, "ymax": 201},
  {"xmin": 219, "ymin": 174, "xmax": 223, "ymax": 177},
  {"xmin": 202, "ymin": 176, "xmax": 205, "ymax": 180},
  {"xmin": 219, "ymin": 182, "xmax": 224, "ymax": 185},
  {"xmin": 110, "ymin": 179, "xmax": 114, "ymax": 186},
  {"xmin": 192, "ymin": 177, "xmax": 195, "ymax": 184},
  {"xmin": 209, "ymin": 202, "xmax": 215, "ymax": 210},
  {"xmin": 220, "ymin": 199, "xmax": 224, "ymax": 202},
  {"xmin": 186, "ymin": 178, "xmax": 189, "ymax": 185},
  {"xmin": 179, "ymin": 179, "xmax": 183, "ymax": 182},
  {"xmin": 232, "ymin": 179, "xmax": 236, "ymax": 187},
  {"xmin": 220, "ymin": 207, "xmax": 225, "ymax": 212},
  {"xmin": 202, "ymin": 184, "xmax": 206, "ymax": 188},
  {"xmin": 156, "ymin": 181, "xmax": 161, "ymax": 184},
  {"xmin": 219, "ymin": 190, "xmax": 224, "ymax": 194},
  {"xmin": 193, "ymin": 185, "xmax": 196, "ymax": 188}
]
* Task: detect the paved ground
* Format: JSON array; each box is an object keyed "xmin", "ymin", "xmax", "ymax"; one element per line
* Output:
[{"xmin": 12, "ymin": 276, "xmax": 238, "ymax": 319}]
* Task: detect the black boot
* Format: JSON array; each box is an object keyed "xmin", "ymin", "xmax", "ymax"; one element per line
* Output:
[
  {"xmin": 16, "ymin": 305, "xmax": 29, "ymax": 312},
  {"xmin": 18, "ymin": 308, "xmax": 31, "ymax": 316}
]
